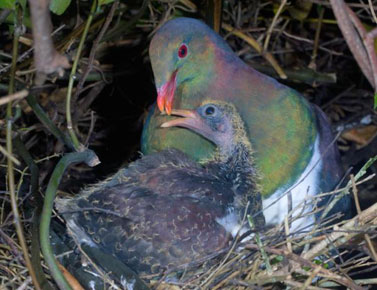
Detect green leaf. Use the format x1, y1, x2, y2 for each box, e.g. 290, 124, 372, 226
374, 93, 377, 110
99, 0, 115, 6
18, 0, 27, 11
353, 155, 377, 181
0, 0, 16, 9
49, 0, 71, 15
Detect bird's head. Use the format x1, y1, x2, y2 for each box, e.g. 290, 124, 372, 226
161, 100, 251, 159
149, 17, 232, 115
162, 101, 262, 223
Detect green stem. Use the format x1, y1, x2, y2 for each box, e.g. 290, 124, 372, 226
7, 6, 41, 290
66, 0, 98, 150
13, 137, 53, 290
40, 150, 98, 290
248, 214, 272, 274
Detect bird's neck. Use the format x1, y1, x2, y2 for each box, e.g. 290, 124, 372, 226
209, 137, 259, 198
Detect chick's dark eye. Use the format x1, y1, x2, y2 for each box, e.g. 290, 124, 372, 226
178, 44, 188, 58
205, 106, 215, 115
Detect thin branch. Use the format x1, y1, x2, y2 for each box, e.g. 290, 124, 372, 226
246, 245, 364, 290
28, 0, 70, 84
222, 23, 287, 79
368, 0, 377, 24
65, 0, 98, 149
309, 5, 325, 70
0, 144, 21, 165
351, 175, 377, 262
263, 0, 287, 51
302, 201, 377, 260
0, 89, 28, 106
7, 8, 41, 290
73, 0, 118, 103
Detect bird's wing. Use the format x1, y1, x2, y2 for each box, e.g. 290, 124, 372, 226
61, 184, 232, 274
79, 149, 235, 204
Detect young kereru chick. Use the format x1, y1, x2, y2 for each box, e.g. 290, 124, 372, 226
56, 101, 264, 275
142, 17, 351, 227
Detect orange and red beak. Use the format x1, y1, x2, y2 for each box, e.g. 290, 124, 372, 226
157, 70, 177, 115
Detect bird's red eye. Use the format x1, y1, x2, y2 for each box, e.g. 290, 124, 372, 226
178, 44, 188, 58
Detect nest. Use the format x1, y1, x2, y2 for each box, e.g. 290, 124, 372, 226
52, 176, 377, 289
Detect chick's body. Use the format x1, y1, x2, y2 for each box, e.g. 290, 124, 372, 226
57, 101, 262, 275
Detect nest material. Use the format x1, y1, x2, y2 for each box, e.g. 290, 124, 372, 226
57, 178, 377, 289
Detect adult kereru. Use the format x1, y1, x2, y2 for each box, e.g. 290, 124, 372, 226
141, 17, 351, 228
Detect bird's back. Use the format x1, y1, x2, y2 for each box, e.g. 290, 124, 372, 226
56, 149, 238, 275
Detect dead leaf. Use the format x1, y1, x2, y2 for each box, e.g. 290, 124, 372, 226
341, 125, 377, 149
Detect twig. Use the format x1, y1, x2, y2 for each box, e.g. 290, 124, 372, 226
246, 245, 364, 290
303, 201, 377, 260
57, 262, 84, 290
319, 155, 377, 223
0, 144, 21, 165
300, 266, 322, 290
284, 216, 292, 253
351, 175, 377, 262
73, 1, 118, 103
0, 89, 28, 106
28, 0, 70, 84
285, 280, 327, 290
248, 214, 272, 274
263, 0, 287, 51
65, 0, 98, 150
102, 0, 149, 41
201, 203, 250, 288
222, 23, 287, 79
309, 5, 325, 70
84, 110, 96, 146
310, 0, 377, 10
354, 278, 377, 285
6, 8, 41, 290
212, 269, 241, 290
368, 0, 377, 24
0, 24, 66, 76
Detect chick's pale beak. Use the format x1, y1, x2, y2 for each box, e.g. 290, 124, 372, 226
161, 109, 213, 141
157, 70, 177, 115
161, 109, 197, 128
